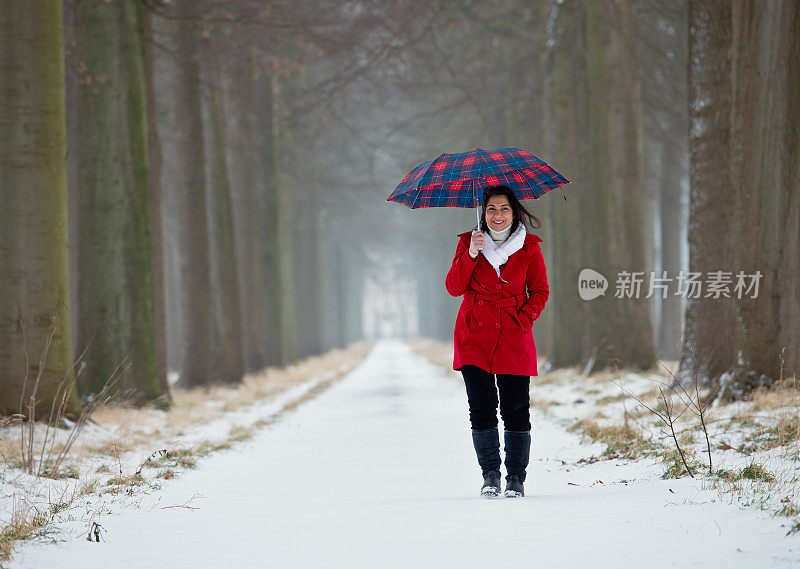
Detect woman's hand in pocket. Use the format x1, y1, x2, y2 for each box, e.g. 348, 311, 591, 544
516, 309, 533, 331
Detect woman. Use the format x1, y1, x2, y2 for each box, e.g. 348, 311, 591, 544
445, 185, 549, 498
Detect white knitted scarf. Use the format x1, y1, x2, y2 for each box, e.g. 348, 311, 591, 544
472, 222, 526, 279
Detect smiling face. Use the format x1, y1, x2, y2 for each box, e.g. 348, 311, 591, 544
485, 194, 514, 231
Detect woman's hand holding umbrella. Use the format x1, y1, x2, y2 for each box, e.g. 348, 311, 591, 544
469, 231, 486, 255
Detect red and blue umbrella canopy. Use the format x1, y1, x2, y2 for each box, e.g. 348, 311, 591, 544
387, 147, 570, 209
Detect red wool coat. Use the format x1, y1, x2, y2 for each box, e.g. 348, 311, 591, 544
445, 230, 549, 376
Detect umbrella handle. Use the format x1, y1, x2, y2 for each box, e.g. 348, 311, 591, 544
474, 186, 484, 250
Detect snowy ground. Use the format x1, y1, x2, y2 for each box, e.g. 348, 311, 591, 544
8, 340, 799, 568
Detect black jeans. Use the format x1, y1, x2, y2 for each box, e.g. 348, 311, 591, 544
460, 364, 531, 431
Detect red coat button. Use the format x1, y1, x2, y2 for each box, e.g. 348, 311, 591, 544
495, 284, 501, 290
478, 300, 484, 305
478, 321, 484, 327
495, 323, 501, 329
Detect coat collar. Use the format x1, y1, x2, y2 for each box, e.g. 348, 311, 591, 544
457, 229, 543, 252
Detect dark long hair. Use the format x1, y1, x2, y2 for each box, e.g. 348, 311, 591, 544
478, 185, 541, 234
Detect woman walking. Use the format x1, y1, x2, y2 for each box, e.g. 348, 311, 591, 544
445, 185, 550, 498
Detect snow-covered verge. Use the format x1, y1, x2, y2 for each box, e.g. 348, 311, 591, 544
0, 341, 373, 566
3, 339, 799, 569
407, 337, 800, 538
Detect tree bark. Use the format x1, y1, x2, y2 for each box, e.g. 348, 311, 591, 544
679, 0, 735, 386
71, 0, 167, 405
583, 0, 656, 371
544, 0, 590, 369
0, 0, 81, 417
201, 32, 244, 384
273, 75, 299, 364
726, 0, 800, 392
224, 45, 284, 371
142, 7, 171, 401
153, 3, 211, 388
680, 0, 799, 394
254, 69, 284, 365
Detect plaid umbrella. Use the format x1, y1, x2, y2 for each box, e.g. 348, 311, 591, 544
387, 147, 570, 226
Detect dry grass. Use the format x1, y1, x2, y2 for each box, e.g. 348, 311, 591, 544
531, 398, 561, 412
2, 341, 374, 468
720, 373, 800, 455
0, 477, 96, 563
747, 375, 800, 411
0, 497, 53, 561
85, 340, 374, 449
662, 448, 703, 479
536, 367, 577, 386
405, 337, 454, 373
596, 392, 628, 405
740, 415, 800, 454
710, 457, 798, 515
0, 340, 374, 564
568, 419, 654, 460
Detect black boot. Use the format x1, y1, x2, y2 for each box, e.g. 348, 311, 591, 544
481, 470, 502, 497
504, 475, 524, 497
503, 430, 530, 498
471, 428, 501, 496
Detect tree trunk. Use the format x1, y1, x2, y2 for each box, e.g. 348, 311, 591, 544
0, 0, 81, 417
724, 0, 800, 393
201, 33, 244, 384
143, 7, 171, 401
679, 0, 735, 386
583, 0, 656, 371
681, 0, 800, 395
224, 46, 284, 371
71, 0, 167, 405
544, 0, 590, 369
273, 75, 299, 364
254, 70, 283, 365
153, 3, 211, 388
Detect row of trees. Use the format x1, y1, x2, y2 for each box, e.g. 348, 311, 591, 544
1, 0, 797, 418
400, 0, 798, 395
402, 0, 680, 370
1, 0, 414, 416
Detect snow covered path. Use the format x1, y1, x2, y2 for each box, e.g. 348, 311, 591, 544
11, 340, 798, 568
